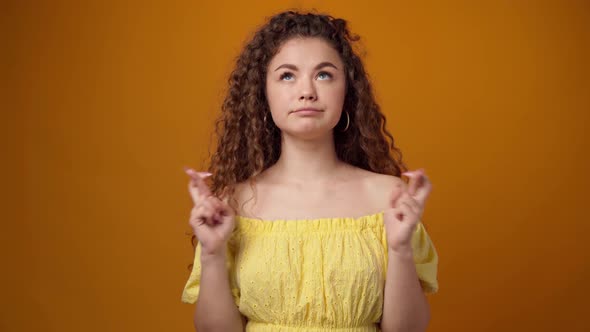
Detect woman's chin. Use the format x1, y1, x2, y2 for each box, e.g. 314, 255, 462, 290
281, 125, 335, 141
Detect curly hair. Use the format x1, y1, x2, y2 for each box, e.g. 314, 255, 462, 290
188, 10, 408, 258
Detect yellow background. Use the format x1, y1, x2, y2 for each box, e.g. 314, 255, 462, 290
3, 0, 589, 331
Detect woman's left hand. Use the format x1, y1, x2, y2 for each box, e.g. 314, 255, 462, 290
384, 169, 432, 254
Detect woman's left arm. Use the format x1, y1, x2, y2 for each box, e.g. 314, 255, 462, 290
380, 247, 430, 332
380, 169, 432, 332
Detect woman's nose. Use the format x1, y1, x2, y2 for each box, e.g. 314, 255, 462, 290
299, 80, 317, 101
299, 92, 317, 101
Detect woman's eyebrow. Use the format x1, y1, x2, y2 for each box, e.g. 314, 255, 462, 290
274, 62, 339, 71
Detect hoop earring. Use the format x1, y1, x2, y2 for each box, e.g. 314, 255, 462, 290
340, 111, 350, 132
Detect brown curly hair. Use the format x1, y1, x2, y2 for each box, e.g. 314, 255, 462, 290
188, 10, 409, 256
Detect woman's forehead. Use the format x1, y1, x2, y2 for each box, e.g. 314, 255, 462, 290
270, 37, 343, 68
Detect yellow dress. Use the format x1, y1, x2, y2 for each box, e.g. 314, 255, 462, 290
181, 211, 438, 332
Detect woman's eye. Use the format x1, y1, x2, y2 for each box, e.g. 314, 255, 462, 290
280, 72, 294, 81
317, 72, 333, 80
279, 71, 332, 81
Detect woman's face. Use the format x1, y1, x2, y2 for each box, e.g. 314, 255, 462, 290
265, 37, 346, 139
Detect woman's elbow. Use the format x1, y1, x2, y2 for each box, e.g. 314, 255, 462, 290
381, 305, 431, 332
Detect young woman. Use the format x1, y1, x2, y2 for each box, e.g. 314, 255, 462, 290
181, 10, 438, 332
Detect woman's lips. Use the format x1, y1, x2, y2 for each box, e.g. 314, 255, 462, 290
292, 108, 323, 114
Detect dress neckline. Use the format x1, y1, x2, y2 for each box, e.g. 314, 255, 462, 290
234, 210, 385, 223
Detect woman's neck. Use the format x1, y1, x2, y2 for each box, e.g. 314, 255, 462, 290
269, 132, 343, 184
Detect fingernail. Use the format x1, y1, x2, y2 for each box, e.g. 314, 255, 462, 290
197, 172, 212, 178
184, 167, 198, 174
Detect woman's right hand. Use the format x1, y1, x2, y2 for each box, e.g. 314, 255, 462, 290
185, 167, 236, 257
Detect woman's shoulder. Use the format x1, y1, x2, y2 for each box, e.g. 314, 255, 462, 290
348, 166, 407, 210
229, 179, 255, 215
230, 173, 276, 217
354, 167, 406, 191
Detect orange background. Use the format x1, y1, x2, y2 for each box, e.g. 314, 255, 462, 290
3, 0, 589, 331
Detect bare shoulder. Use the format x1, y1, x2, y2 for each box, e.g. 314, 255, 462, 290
355, 168, 405, 189
232, 180, 249, 199
228, 179, 256, 216
353, 167, 407, 208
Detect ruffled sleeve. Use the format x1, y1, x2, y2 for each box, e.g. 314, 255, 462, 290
411, 222, 439, 293
180, 238, 241, 305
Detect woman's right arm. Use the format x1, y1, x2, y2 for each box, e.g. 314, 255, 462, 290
184, 168, 246, 331
194, 250, 245, 332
